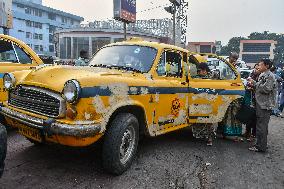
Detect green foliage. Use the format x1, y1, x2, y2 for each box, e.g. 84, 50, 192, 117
219, 31, 284, 66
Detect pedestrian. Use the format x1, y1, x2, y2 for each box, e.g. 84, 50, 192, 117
74, 50, 89, 66
248, 59, 277, 152
243, 63, 260, 141
227, 52, 240, 70
270, 66, 283, 116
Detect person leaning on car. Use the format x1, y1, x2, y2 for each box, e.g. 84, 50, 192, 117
0, 124, 7, 178
248, 59, 277, 153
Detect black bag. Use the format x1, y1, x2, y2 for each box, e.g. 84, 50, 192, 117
236, 90, 256, 124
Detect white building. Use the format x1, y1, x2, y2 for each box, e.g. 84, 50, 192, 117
4, 0, 83, 55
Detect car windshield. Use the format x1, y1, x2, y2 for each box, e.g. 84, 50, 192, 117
89, 45, 157, 73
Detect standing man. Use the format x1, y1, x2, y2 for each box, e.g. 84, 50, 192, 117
227, 52, 240, 69
75, 50, 89, 66
248, 59, 277, 152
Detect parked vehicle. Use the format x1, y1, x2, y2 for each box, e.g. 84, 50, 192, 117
0, 38, 245, 175
0, 34, 43, 104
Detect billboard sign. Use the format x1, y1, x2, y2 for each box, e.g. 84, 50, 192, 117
114, 0, 136, 23
0, 0, 12, 28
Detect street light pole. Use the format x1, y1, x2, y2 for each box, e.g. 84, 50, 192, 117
172, 4, 176, 45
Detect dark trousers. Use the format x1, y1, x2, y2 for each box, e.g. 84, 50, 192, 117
246, 116, 256, 136
255, 103, 271, 152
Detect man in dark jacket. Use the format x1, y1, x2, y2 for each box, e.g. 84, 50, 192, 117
0, 124, 7, 177
248, 59, 277, 152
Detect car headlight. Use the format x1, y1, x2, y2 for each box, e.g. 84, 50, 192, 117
62, 80, 81, 103
3, 73, 16, 90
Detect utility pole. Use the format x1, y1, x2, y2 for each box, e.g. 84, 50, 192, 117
165, 0, 181, 45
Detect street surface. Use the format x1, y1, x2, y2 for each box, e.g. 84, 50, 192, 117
1, 117, 283, 189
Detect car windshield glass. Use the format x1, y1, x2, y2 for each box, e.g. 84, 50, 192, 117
89, 45, 157, 73
0, 40, 17, 63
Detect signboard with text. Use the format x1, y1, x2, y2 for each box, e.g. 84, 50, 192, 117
113, 0, 136, 23
0, 0, 12, 28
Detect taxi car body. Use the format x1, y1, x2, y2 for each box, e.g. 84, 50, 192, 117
0, 38, 245, 174
0, 34, 43, 104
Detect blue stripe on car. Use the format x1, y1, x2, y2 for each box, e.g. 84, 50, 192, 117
80, 86, 245, 98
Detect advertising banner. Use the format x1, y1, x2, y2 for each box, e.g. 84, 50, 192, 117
0, 0, 12, 28
114, 0, 136, 23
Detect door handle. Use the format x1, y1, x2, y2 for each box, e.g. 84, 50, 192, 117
181, 81, 187, 85
231, 83, 241, 86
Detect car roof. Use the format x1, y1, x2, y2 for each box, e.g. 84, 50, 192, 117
105, 38, 190, 53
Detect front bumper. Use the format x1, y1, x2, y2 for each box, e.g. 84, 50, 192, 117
0, 106, 101, 138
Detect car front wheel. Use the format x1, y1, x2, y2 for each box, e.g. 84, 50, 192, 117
102, 113, 139, 175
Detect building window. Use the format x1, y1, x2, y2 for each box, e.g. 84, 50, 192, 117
26, 20, 32, 27
34, 45, 43, 52
17, 4, 25, 8
243, 43, 271, 52
242, 54, 270, 63
33, 33, 43, 40
34, 9, 42, 17
25, 7, 32, 14
92, 37, 111, 54
48, 13, 56, 21
72, 37, 89, 59
49, 45, 54, 52
200, 45, 212, 53
71, 20, 74, 25
18, 30, 24, 33
33, 22, 42, 29
49, 34, 54, 43
26, 32, 32, 39
61, 17, 68, 23
49, 25, 56, 33
60, 37, 72, 59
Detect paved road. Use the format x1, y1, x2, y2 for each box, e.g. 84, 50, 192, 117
1, 117, 284, 189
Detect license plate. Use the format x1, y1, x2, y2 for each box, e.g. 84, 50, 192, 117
18, 124, 42, 142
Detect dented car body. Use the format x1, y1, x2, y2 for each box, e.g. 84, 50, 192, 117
0, 39, 245, 174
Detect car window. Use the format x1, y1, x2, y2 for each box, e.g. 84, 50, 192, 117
14, 46, 32, 64
218, 60, 237, 80
0, 40, 17, 63
0, 40, 33, 64
156, 51, 182, 77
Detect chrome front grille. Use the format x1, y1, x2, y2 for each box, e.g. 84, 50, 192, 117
8, 86, 66, 118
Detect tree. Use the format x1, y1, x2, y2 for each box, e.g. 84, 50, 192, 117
219, 37, 246, 56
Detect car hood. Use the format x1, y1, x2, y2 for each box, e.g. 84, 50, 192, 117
18, 65, 137, 92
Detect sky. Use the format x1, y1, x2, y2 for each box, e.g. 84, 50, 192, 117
42, 0, 284, 45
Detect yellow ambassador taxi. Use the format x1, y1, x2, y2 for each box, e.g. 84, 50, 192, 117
0, 34, 43, 103
0, 38, 245, 175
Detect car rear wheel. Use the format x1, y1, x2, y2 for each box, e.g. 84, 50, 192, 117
102, 113, 139, 175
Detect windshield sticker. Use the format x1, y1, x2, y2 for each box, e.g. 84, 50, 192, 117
134, 48, 140, 54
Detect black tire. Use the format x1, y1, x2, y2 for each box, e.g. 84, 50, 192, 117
102, 113, 139, 175
0, 123, 7, 178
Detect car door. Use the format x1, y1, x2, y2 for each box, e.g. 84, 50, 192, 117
150, 49, 190, 135
0, 35, 43, 102
187, 55, 244, 124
